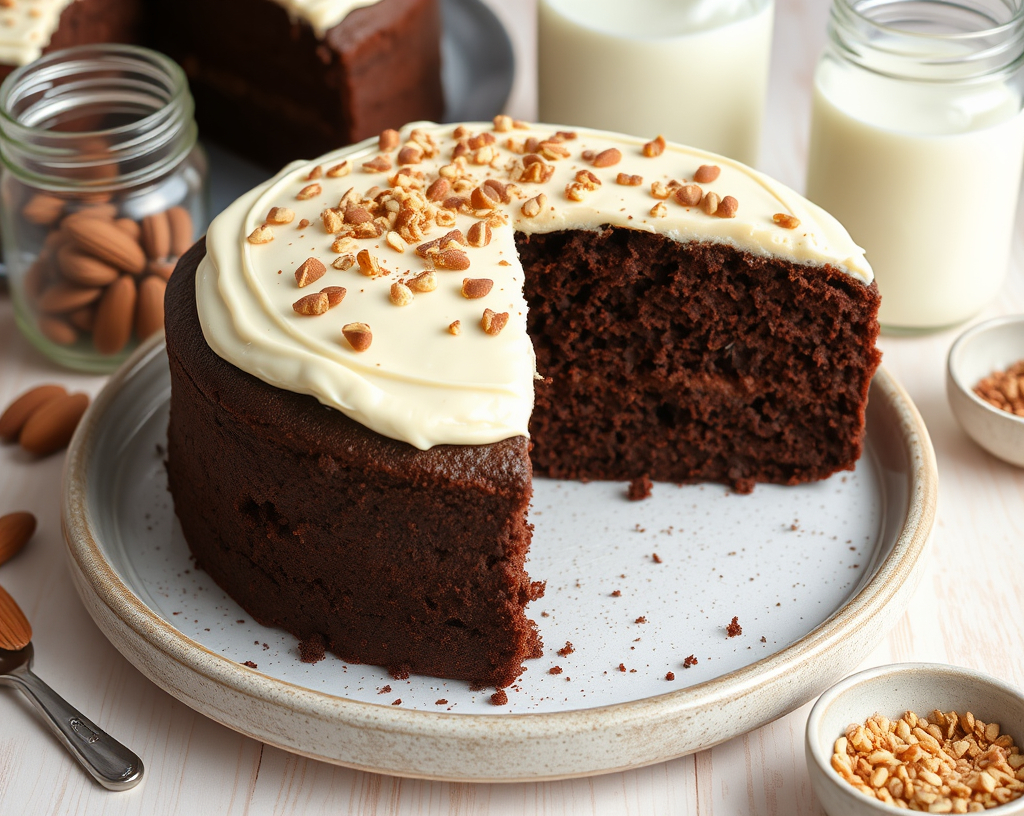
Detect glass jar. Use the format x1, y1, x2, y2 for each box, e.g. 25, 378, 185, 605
0, 44, 207, 372
805, 0, 1024, 332
538, 0, 774, 166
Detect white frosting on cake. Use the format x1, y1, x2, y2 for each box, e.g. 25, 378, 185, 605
268, 0, 382, 38
0, 0, 76, 67
196, 121, 872, 450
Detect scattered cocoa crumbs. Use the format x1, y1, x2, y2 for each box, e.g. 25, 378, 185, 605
611, 590, 622, 597
491, 690, 508, 706
726, 616, 743, 637
435, 699, 448, 705
617, 663, 627, 672
378, 685, 392, 694
665, 671, 675, 681
627, 475, 653, 501
392, 699, 402, 706
298, 633, 326, 664
549, 666, 563, 675
683, 655, 698, 668
652, 553, 663, 564
557, 641, 574, 657
242, 660, 258, 669
635, 616, 647, 624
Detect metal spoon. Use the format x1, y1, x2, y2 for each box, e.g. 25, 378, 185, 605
0, 585, 143, 791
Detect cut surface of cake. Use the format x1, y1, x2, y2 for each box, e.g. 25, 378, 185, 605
165, 120, 881, 688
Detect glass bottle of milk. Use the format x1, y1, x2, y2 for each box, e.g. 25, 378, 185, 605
538, 0, 774, 166
806, 0, 1024, 332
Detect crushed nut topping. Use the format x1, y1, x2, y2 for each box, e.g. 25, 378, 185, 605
448, 320, 461, 335
461, 278, 493, 299
342, 322, 372, 351
643, 135, 666, 158
332, 236, 359, 254
332, 254, 355, 271
293, 292, 329, 316
296, 183, 322, 201
379, 129, 400, 152
356, 249, 384, 277
521, 193, 547, 218
385, 231, 407, 253
773, 213, 801, 229
266, 207, 295, 225
434, 248, 471, 271
247, 224, 274, 244
651, 181, 671, 200
467, 221, 492, 248
321, 208, 344, 234
408, 270, 437, 293
398, 144, 424, 165
426, 177, 450, 202
694, 165, 721, 184
362, 155, 392, 173
294, 257, 326, 287
493, 114, 513, 132
650, 201, 668, 218
390, 282, 414, 307
306, 165, 323, 180
834, 710, 1024, 812
321, 286, 346, 308
701, 192, 721, 216
617, 173, 643, 186
717, 196, 739, 218
326, 160, 351, 178
481, 308, 509, 335
975, 361, 1024, 416
592, 148, 622, 168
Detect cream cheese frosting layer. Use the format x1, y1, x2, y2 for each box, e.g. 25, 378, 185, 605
0, 0, 76, 67
269, 0, 382, 38
197, 120, 872, 450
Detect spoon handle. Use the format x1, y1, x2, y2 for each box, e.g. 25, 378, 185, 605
7, 665, 143, 790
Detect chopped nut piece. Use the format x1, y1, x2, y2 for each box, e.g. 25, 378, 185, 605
385, 231, 407, 253
481, 308, 508, 335
397, 144, 424, 165
467, 221, 492, 247
673, 184, 703, 207
565, 182, 587, 202
321, 286, 346, 307
592, 147, 622, 167
493, 114, 513, 132
294, 257, 326, 287
306, 165, 323, 180
247, 224, 274, 244
701, 192, 721, 216
650, 201, 668, 218
426, 177, 450, 202
321, 208, 344, 233
694, 164, 721, 183
356, 249, 384, 277
521, 193, 547, 218
297, 218, 310, 229
344, 206, 373, 225
773, 213, 801, 229
379, 128, 400, 151
461, 278, 493, 299
342, 322, 372, 351
390, 282, 414, 306
434, 248, 471, 271
332, 236, 359, 254
362, 155, 392, 173
471, 184, 501, 209
651, 181, 671, 199
408, 270, 437, 292
512, 119, 531, 129
617, 173, 643, 186
266, 207, 295, 225
717, 196, 739, 218
296, 183, 322, 200
327, 160, 351, 178
448, 319, 461, 335
643, 135, 666, 157
292, 292, 329, 315
332, 254, 355, 271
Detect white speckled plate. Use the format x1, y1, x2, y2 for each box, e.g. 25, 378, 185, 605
62, 336, 936, 781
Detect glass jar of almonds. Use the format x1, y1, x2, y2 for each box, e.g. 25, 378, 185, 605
0, 44, 207, 372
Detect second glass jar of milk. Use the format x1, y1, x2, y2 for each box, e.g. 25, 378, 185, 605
806, 0, 1024, 332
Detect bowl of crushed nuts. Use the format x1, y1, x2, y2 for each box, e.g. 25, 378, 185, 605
947, 315, 1024, 468
806, 663, 1024, 815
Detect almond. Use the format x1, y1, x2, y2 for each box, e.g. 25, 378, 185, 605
481, 308, 509, 335
135, 275, 166, 341
38, 318, 77, 346
115, 217, 141, 240
92, 275, 137, 354
0, 384, 67, 442
141, 211, 171, 259
321, 286, 346, 308
293, 292, 330, 316
19, 392, 89, 456
37, 282, 103, 314
461, 278, 493, 299
408, 271, 437, 292
592, 148, 622, 168
57, 245, 120, 287
68, 306, 96, 332
342, 322, 372, 352
0, 585, 32, 651
65, 218, 146, 274
694, 164, 721, 184
166, 207, 193, 257
265, 206, 294, 226
22, 193, 64, 225
294, 257, 327, 287
379, 129, 400, 151
0, 512, 36, 567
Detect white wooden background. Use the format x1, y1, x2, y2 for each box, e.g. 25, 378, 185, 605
2, 0, 1024, 813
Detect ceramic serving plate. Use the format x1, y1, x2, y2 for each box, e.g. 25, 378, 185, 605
62, 337, 936, 781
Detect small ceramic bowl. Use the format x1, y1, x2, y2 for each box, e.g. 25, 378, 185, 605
806, 663, 1024, 816
947, 315, 1024, 467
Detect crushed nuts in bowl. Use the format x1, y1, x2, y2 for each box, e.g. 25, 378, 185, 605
807, 664, 1024, 816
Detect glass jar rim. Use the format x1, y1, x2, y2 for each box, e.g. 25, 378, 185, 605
0, 44, 197, 193
834, 0, 1024, 41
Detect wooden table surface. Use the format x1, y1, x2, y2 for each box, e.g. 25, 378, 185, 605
3, 1, 1024, 813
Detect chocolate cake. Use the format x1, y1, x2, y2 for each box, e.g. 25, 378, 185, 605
165, 121, 881, 688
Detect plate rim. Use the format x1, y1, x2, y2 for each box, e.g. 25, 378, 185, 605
62, 334, 937, 781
